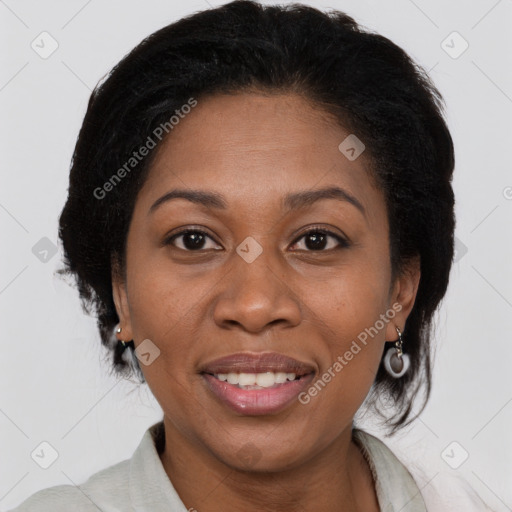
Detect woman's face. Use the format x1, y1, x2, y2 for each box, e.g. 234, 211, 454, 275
113, 92, 419, 471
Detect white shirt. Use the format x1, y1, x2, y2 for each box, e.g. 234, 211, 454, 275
7, 421, 491, 511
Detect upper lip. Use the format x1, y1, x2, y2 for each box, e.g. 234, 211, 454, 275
200, 352, 316, 376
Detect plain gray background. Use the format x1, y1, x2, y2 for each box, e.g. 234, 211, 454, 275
1, 0, 511, 509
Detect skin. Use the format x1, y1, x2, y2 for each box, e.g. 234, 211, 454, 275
112, 91, 420, 512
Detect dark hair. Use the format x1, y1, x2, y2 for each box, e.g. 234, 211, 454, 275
58, 0, 455, 432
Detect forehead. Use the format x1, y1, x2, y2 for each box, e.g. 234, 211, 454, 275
137, 92, 383, 219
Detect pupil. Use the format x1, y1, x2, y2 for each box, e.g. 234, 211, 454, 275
184, 232, 205, 250
306, 232, 326, 250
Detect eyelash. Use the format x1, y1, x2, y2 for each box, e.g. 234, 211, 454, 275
163, 226, 350, 253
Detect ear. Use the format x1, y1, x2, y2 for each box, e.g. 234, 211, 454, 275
385, 256, 421, 341
111, 256, 134, 342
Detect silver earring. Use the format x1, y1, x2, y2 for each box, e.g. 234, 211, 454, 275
116, 325, 125, 346
115, 324, 134, 352
383, 326, 410, 378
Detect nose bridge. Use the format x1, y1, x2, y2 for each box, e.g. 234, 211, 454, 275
233, 237, 283, 306
212, 236, 302, 332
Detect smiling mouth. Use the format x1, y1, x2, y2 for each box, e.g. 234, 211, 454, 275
199, 352, 316, 415
201, 370, 315, 415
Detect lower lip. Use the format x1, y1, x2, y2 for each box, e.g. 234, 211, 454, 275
201, 373, 314, 415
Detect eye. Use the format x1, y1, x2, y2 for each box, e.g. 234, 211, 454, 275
164, 226, 349, 253
164, 228, 221, 251
290, 227, 349, 252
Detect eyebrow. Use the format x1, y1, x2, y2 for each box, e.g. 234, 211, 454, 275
148, 186, 366, 216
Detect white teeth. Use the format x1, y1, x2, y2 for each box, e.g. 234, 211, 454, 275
275, 372, 288, 384
256, 372, 276, 388
214, 371, 298, 388
227, 373, 239, 385
238, 373, 256, 386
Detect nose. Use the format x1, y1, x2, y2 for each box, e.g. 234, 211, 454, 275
212, 249, 302, 334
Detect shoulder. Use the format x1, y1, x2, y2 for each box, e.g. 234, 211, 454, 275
353, 428, 428, 512
417, 469, 497, 512
353, 429, 496, 512
7, 459, 131, 512
7, 422, 168, 512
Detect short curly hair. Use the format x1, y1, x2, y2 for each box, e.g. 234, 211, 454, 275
58, 0, 455, 432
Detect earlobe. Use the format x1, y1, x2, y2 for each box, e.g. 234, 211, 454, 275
111, 264, 134, 342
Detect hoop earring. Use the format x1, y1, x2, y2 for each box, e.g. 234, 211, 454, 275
383, 326, 410, 378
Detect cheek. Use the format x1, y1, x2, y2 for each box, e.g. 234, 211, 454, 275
122, 267, 196, 398
125, 249, 206, 336
307, 254, 391, 336
299, 255, 391, 392
296, 288, 388, 429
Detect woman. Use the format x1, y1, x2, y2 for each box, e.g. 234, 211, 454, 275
8, 1, 490, 510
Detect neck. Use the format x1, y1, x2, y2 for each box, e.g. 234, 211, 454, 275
158, 417, 379, 512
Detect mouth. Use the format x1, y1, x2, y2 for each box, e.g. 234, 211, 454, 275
200, 352, 316, 415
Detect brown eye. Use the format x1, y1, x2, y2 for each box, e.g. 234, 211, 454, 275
165, 229, 221, 251
164, 226, 349, 253
290, 229, 349, 252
